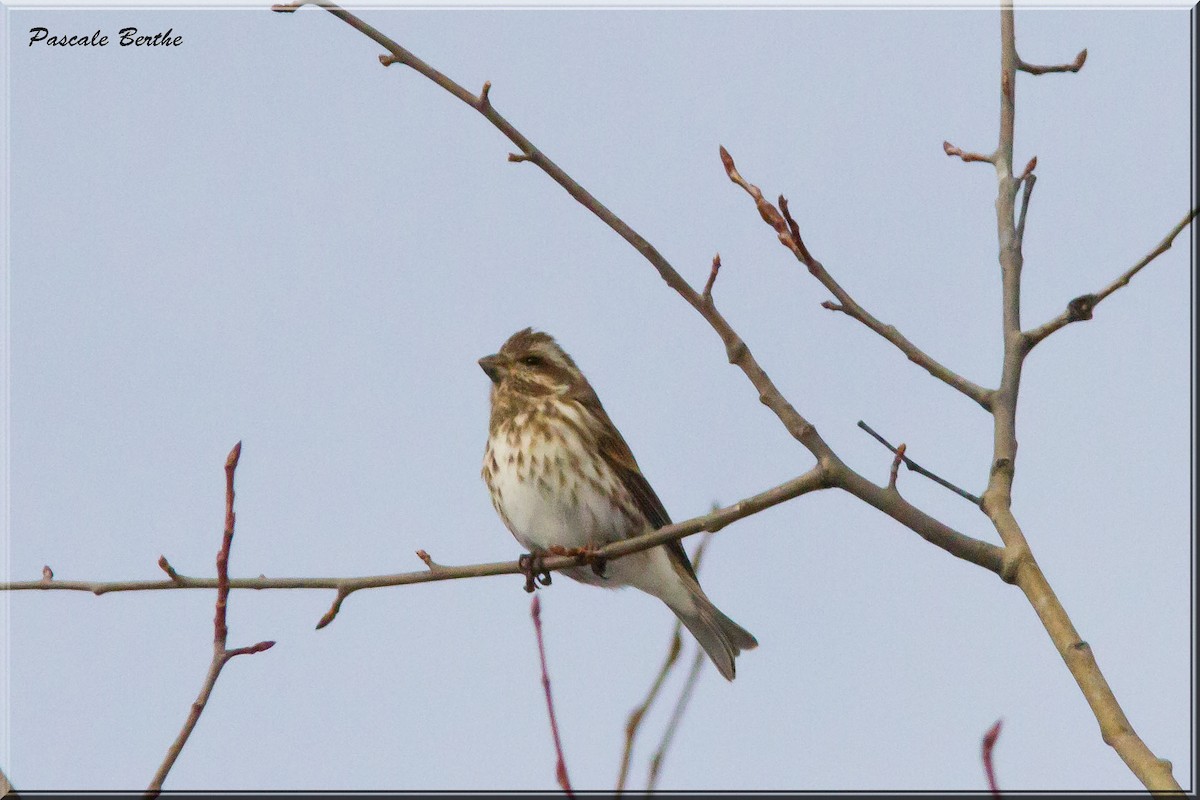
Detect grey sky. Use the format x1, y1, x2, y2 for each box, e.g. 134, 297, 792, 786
1, 3, 1194, 792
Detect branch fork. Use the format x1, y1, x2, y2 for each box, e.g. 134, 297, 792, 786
146, 443, 275, 797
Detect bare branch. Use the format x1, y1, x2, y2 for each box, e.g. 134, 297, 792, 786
720, 150, 994, 410
646, 641, 706, 791
530, 595, 573, 797
1017, 47, 1087, 75
274, 4, 838, 464
4, 470, 832, 594
146, 443, 275, 798
977, 10, 1182, 793
1024, 208, 1197, 350
981, 5, 1028, 532
616, 627, 680, 796
981, 718, 1003, 797
616, 532, 714, 795
858, 421, 982, 506
262, 3, 1015, 581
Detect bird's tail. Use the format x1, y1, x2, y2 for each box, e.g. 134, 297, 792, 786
668, 588, 758, 681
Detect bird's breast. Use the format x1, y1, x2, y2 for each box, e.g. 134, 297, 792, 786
482, 410, 642, 552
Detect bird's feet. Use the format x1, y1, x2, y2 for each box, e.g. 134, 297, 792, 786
546, 544, 608, 579
518, 552, 553, 593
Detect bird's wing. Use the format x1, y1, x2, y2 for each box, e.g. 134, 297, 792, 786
575, 389, 701, 585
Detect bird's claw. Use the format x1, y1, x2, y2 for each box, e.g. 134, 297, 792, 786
580, 544, 608, 578
546, 544, 608, 578
518, 553, 552, 593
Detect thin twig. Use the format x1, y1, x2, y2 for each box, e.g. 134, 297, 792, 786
157, 555, 184, 584
857, 421, 982, 506
530, 594, 573, 797
1024, 208, 1197, 350
615, 532, 715, 795
616, 628, 681, 796
721, 150, 994, 410
982, 718, 1003, 797
1019, 156, 1037, 180
145, 443, 275, 798
888, 444, 907, 491
701, 253, 721, 304
415, 549, 445, 570
1017, 47, 1087, 75
943, 140, 995, 164
646, 642, 706, 791
1015, 174, 1036, 244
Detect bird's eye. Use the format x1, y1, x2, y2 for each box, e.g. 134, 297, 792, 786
521, 355, 543, 367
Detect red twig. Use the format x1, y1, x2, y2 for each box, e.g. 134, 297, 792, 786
1018, 48, 1087, 75
981, 718, 1003, 797
1019, 156, 1037, 180
531, 594, 573, 797
943, 140, 994, 164
145, 442, 275, 798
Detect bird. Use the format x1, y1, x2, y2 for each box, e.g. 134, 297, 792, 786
479, 327, 757, 680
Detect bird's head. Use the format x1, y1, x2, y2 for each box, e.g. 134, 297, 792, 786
478, 328, 585, 398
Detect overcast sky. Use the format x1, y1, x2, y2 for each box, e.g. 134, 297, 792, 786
1, 2, 1194, 793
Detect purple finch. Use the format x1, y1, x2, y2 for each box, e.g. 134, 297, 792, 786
480, 328, 757, 680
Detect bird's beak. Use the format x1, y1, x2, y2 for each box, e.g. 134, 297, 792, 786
478, 354, 504, 384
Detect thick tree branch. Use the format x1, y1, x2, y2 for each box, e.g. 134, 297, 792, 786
976, 8, 1181, 793
981, 4, 1029, 564
721, 148, 994, 411
830, 465, 1001, 572
1024, 208, 1197, 351
146, 443, 275, 798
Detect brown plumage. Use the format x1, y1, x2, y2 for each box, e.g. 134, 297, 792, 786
480, 328, 757, 680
